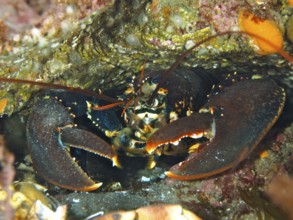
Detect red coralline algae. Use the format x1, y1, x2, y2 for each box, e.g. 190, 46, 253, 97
0, 135, 15, 220
196, 0, 246, 32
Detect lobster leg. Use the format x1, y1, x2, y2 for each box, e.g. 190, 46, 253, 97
27, 98, 117, 191
146, 79, 285, 180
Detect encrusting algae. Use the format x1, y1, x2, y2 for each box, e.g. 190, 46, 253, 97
0, 0, 292, 116
0, 1, 293, 219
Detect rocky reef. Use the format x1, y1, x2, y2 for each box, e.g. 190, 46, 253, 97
0, 0, 292, 114
0, 0, 292, 219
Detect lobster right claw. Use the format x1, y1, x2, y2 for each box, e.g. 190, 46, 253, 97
146, 78, 285, 180
27, 98, 118, 191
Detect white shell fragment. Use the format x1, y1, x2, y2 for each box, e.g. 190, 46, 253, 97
26, 200, 67, 220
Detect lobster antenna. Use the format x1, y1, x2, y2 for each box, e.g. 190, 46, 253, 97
0, 77, 119, 103
148, 30, 293, 104
88, 63, 146, 113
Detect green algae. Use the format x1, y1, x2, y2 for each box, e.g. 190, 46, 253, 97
0, 0, 292, 116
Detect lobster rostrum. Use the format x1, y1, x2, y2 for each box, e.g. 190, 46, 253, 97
3, 32, 291, 191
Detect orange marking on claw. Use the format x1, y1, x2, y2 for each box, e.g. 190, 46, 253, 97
146, 131, 205, 153
48, 180, 102, 192
165, 164, 233, 181
259, 150, 269, 158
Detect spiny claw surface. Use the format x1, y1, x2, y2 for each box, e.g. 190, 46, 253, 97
27, 98, 115, 191
146, 79, 285, 180
60, 128, 120, 167
146, 113, 213, 153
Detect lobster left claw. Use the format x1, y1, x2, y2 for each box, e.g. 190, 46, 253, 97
146, 78, 285, 180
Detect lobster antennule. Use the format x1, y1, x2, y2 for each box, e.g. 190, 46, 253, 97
90, 100, 127, 110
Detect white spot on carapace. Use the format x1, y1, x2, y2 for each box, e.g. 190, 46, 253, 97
169, 111, 178, 122
211, 118, 216, 138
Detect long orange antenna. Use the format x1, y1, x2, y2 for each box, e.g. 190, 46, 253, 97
148, 30, 293, 104
0, 77, 118, 103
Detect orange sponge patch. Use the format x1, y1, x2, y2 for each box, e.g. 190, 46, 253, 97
238, 10, 283, 55
0, 98, 7, 114
289, 0, 293, 7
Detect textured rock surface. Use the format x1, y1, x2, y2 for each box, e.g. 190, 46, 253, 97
0, 1, 292, 219
0, 0, 292, 115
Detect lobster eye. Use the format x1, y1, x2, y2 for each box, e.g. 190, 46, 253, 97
119, 134, 130, 145
151, 76, 160, 85
118, 133, 133, 148
126, 76, 133, 84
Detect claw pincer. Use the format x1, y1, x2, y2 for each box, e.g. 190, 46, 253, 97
146, 78, 285, 180
26, 98, 117, 191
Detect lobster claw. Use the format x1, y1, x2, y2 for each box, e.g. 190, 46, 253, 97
146, 78, 285, 180
59, 127, 120, 168
27, 98, 118, 191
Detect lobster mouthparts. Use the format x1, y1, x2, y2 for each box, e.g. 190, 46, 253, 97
146, 78, 285, 180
